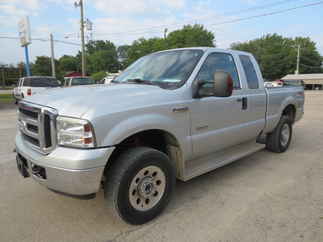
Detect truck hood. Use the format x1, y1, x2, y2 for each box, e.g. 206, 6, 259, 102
25, 84, 176, 118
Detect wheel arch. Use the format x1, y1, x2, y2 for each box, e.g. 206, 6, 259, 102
104, 129, 185, 180
282, 104, 296, 123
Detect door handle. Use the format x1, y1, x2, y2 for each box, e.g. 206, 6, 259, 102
237, 97, 248, 110
172, 107, 189, 113
242, 97, 248, 110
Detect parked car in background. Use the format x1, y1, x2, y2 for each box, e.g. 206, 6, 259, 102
100, 73, 120, 84
264, 81, 274, 88
13, 76, 60, 102
15, 48, 304, 225
63, 76, 96, 87
272, 80, 283, 87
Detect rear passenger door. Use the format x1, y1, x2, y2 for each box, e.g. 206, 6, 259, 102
238, 54, 267, 137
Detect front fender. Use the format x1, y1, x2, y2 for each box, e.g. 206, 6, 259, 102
94, 111, 192, 160
104, 114, 180, 144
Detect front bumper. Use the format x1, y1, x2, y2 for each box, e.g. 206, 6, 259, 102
15, 133, 115, 196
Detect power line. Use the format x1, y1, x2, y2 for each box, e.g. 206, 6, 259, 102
208, 1, 323, 27
66, 0, 306, 38
0, 36, 80, 46
93, 0, 309, 36
93, 0, 323, 37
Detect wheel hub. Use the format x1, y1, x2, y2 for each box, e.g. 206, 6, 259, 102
138, 177, 154, 198
280, 123, 290, 147
129, 165, 166, 211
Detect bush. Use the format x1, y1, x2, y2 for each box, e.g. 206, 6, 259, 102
91, 71, 106, 82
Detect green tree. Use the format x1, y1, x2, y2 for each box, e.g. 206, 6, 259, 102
231, 34, 323, 80
294, 37, 323, 74
125, 24, 216, 66
167, 24, 215, 49
85, 40, 119, 74
31, 56, 52, 76
126, 38, 167, 66
86, 40, 116, 55
58, 55, 79, 73
87, 50, 119, 74
91, 71, 106, 82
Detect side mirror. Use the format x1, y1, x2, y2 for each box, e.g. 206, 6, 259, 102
195, 71, 233, 98
213, 71, 233, 97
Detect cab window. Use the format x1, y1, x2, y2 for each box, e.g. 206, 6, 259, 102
239, 55, 259, 89
195, 53, 241, 90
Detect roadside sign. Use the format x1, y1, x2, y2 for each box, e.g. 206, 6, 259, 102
18, 16, 31, 47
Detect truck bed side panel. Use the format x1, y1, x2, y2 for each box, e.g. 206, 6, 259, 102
264, 86, 304, 133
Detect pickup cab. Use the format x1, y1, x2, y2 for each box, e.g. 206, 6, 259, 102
15, 48, 304, 225
13, 76, 60, 102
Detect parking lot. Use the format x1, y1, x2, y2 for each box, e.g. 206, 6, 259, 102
0, 91, 322, 242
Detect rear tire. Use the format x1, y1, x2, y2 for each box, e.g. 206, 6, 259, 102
104, 147, 175, 225
266, 115, 292, 153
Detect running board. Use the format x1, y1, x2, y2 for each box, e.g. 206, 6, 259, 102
182, 141, 265, 181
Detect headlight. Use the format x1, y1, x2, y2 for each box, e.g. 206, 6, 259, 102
56, 116, 96, 148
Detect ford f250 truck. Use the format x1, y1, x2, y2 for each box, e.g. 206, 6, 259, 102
15, 48, 304, 225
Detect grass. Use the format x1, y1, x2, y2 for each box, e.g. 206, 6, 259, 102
0, 87, 14, 90
0, 94, 14, 103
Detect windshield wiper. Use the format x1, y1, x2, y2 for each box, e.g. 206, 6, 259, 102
126, 78, 155, 85
126, 78, 153, 85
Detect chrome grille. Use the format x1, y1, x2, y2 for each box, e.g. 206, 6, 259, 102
18, 102, 58, 154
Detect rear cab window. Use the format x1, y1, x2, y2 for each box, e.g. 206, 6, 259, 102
23, 77, 60, 87
239, 55, 259, 89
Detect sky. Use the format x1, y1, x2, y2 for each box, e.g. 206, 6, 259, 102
0, 0, 323, 65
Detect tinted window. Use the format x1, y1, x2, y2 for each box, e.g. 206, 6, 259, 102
195, 53, 240, 89
71, 78, 95, 86
239, 55, 259, 89
23, 78, 60, 87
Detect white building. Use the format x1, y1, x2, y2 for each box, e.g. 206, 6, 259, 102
282, 74, 323, 90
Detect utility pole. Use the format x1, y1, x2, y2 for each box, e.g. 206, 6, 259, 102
75, 0, 86, 76
295, 44, 301, 75
164, 28, 168, 39
1, 68, 5, 89
50, 33, 56, 77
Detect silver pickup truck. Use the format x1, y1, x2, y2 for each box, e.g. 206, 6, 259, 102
15, 48, 304, 224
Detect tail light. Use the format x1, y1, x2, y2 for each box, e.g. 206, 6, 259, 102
27, 89, 32, 96
297, 91, 304, 97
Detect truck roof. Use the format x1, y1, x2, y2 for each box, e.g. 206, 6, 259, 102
157, 47, 253, 56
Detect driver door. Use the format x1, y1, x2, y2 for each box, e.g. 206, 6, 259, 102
190, 52, 257, 158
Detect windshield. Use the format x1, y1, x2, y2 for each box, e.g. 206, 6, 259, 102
113, 49, 204, 88
71, 77, 95, 86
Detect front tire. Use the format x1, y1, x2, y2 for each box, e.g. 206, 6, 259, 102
104, 147, 175, 225
266, 115, 292, 153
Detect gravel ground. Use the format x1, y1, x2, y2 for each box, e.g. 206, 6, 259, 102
0, 91, 322, 242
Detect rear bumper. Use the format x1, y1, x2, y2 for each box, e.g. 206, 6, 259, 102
15, 133, 115, 196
